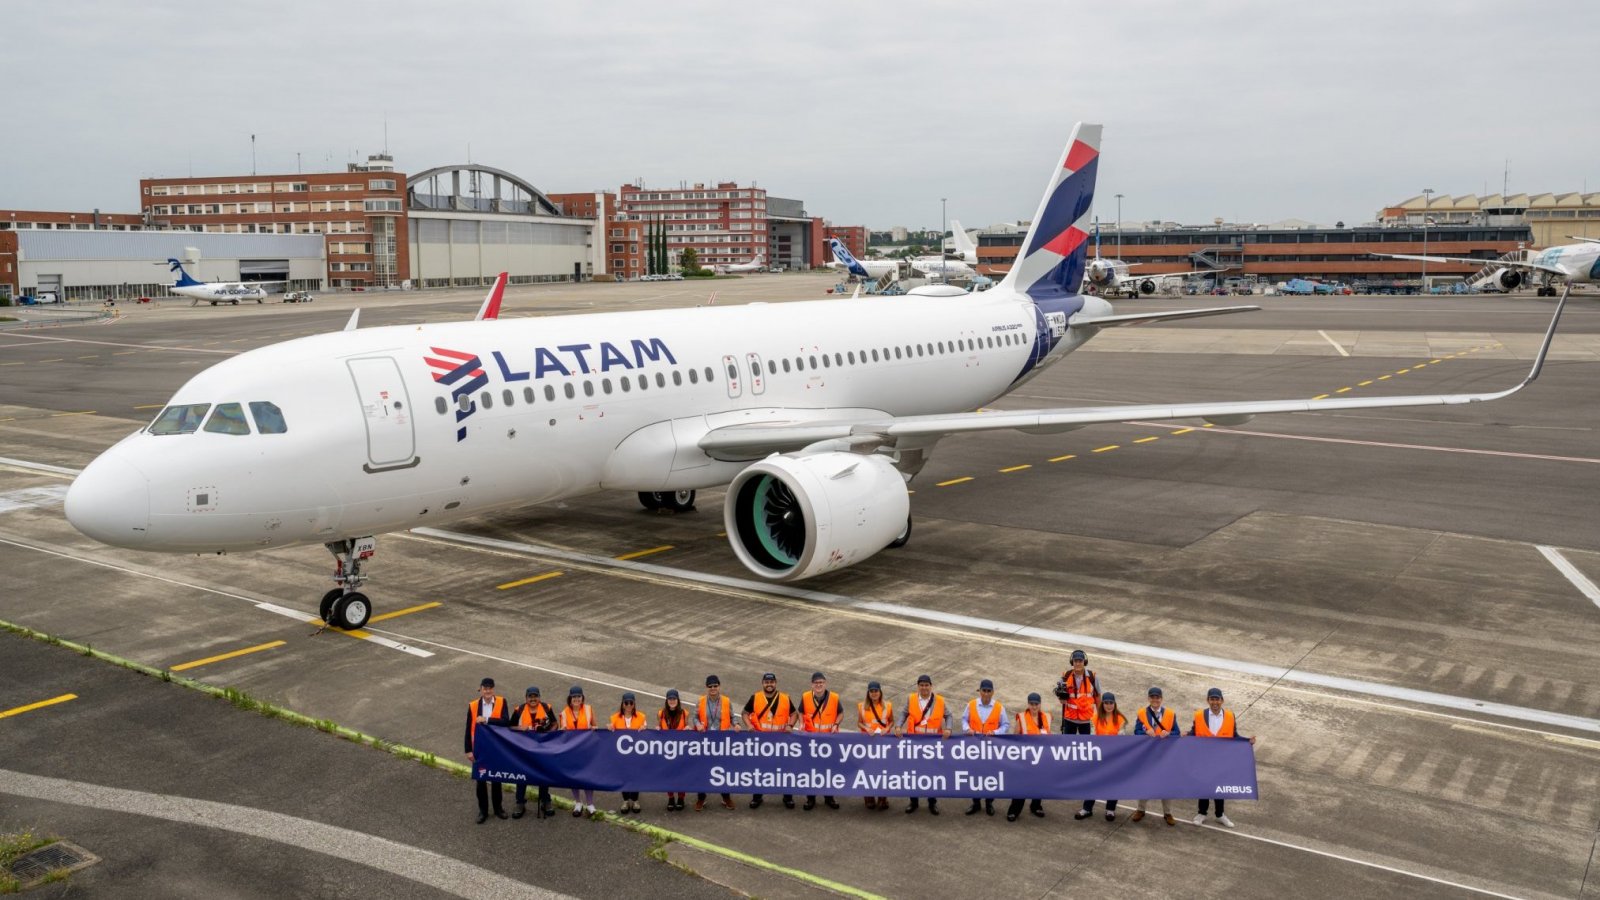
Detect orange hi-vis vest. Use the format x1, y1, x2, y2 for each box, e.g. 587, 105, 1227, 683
1016, 708, 1052, 735
748, 691, 793, 731
659, 706, 691, 731
858, 699, 895, 735
1094, 711, 1127, 735
469, 695, 506, 746
516, 701, 550, 730
697, 695, 733, 729
611, 710, 647, 730
801, 691, 842, 732
1192, 708, 1236, 738
1059, 669, 1099, 722
906, 693, 946, 734
966, 699, 1004, 734
1137, 706, 1176, 736
560, 703, 595, 730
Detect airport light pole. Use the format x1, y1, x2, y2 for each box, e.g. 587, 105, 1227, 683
1420, 188, 1434, 290
1115, 193, 1123, 260
940, 197, 948, 281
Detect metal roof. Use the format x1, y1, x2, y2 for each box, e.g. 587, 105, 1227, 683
15, 230, 324, 261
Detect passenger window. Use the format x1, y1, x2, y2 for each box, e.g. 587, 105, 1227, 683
834, 353, 842, 367
621, 377, 631, 393
503, 389, 514, 406
435, 397, 448, 414
563, 383, 575, 399
583, 381, 594, 397
203, 402, 251, 435
894, 347, 902, 360
730, 363, 740, 380
250, 401, 287, 434
148, 403, 211, 435
782, 358, 791, 373
937, 342, 945, 354
767, 360, 777, 375
524, 387, 535, 403
458, 395, 471, 412
822, 354, 830, 368
672, 371, 683, 386
871, 349, 879, 362
848, 351, 856, 365
748, 361, 758, 378
688, 368, 699, 385
544, 385, 556, 402
480, 392, 493, 409
704, 366, 714, 382
602, 378, 612, 394
656, 372, 666, 388
916, 345, 924, 357
808, 355, 817, 369
638, 374, 648, 390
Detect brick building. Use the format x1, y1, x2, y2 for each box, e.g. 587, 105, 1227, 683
824, 224, 868, 259
141, 154, 407, 289
0, 209, 150, 233
617, 181, 769, 272
548, 190, 641, 279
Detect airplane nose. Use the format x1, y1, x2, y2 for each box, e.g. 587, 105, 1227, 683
65, 456, 150, 547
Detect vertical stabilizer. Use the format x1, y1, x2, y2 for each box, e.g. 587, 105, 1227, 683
998, 123, 1101, 299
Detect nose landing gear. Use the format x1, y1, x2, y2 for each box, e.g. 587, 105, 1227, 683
320, 537, 376, 630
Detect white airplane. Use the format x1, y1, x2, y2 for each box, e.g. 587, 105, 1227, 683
67, 123, 1573, 633
714, 252, 766, 274
949, 220, 980, 264
1377, 237, 1600, 297
907, 254, 975, 280
827, 238, 898, 279
1083, 229, 1213, 297
164, 259, 286, 306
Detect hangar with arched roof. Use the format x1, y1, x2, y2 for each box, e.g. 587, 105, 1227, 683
407, 163, 596, 287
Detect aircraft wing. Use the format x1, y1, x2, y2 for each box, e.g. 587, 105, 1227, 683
1119, 269, 1218, 283
698, 291, 1569, 461
1374, 253, 1569, 277
1071, 305, 1259, 328
1566, 236, 1600, 245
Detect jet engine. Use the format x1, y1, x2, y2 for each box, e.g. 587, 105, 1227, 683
1137, 279, 1158, 295
724, 452, 910, 582
1086, 259, 1118, 288
1490, 268, 1522, 290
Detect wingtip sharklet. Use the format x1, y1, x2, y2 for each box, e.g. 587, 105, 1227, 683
475, 272, 509, 321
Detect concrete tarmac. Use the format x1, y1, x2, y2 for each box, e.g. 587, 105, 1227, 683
2, 274, 1598, 898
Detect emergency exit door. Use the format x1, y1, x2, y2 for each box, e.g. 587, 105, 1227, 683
347, 356, 418, 471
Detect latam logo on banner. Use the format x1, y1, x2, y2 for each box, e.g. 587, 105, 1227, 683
472, 728, 1258, 800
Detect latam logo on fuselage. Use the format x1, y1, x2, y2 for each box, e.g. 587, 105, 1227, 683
424, 338, 677, 441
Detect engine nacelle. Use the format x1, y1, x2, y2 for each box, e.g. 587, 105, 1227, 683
1494, 268, 1523, 290
1138, 279, 1158, 295
1086, 259, 1118, 288
724, 452, 910, 582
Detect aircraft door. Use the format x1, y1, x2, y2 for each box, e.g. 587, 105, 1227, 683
745, 352, 765, 395
722, 354, 742, 399
346, 357, 418, 472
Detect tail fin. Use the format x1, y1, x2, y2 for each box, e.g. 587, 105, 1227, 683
998, 122, 1101, 299
474, 272, 509, 321
949, 220, 978, 262
167, 258, 203, 287
829, 238, 869, 278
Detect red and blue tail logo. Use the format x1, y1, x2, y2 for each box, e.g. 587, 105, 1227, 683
425, 347, 487, 441
1003, 123, 1101, 301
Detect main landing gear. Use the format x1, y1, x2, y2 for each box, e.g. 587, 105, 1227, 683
638, 490, 696, 513
319, 537, 376, 630
888, 515, 912, 549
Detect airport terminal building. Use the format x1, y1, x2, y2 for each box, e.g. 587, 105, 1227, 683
406, 164, 593, 287
0, 230, 324, 301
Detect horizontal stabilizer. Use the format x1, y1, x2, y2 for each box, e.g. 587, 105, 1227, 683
1071, 305, 1259, 328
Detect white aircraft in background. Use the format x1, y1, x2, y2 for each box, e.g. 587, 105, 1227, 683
164, 259, 286, 305
714, 252, 767, 274
827, 239, 898, 279
1083, 229, 1213, 297
949, 220, 980, 264
67, 123, 1572, 633
1377, 237, 1600, 297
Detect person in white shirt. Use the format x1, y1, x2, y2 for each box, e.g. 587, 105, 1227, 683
962, 678, 1010, 816
1188, 687, 1255, 828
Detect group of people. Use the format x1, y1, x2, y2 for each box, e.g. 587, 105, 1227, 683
463, 650, 1255, 827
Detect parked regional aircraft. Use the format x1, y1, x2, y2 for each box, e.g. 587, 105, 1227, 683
164, 259, 286, 305
1377, 237, 1600, 297
828, 239, 898, 279
715, 252, 767, 274
1083, 229, 1210, 297
67, 123, 1572, 632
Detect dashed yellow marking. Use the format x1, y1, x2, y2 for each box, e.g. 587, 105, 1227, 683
50, 411, 95, 417
0, 362, 22, 366
496, 572, 564, 590
1133, 437, 1159, 444
113, 350, 139, 355
936, 476, 974, 487
39, 358, 63, 363
133, 404, 163, 410
998, 464, 1031, 473
76, 355, 98, 360
1202, 423, 1215, 428
1092, 445, 1119, 453
1048, 454, 1076, 463
1170, 428, 1193, 435
1358, 381, 1373, 386
170, 640, 285, 671
1378, 375, 1392, 380
1395, 369, 1410, 374
366, 601, 442, 624
0, 693, 78, 719
1312, 394, 1330, 400
1429, 359, 1442, 364
1335, 387, 1352, 394
616, 545, 674, 561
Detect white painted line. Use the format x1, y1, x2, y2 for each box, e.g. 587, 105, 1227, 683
0, 537, 431, 659
1536, 545, 1600, 612
413, 528, 1600, 735
0, 484, 68, 513
0, 456, 82, 477
1190, 820, 1529, 900
0, 332, 236, 355
1125, 421, 1600, 466
1317, 330, 1350, 357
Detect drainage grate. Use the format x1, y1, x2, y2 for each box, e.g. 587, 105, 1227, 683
10, 840, 98, 884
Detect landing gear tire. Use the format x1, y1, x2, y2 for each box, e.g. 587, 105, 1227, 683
210, 301, 218, 306
332, 592, 372, 630
662, 490, 696, 513
319, 588, 343, 623
888, 516, 912, 549
638, 491, 663, 511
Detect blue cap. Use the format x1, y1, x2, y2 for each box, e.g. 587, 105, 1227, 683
916, 674, 932, 684
1102, 692, 1117, 704
666, 689, 680, 700
811, 671, 826, 682
979, 678, 994, 691
1206, 687, 1223, 700
866, 681, 881, 692
1027, 692, 1041, 704
1147, 686, 1163, 698
569, 685, 584, 697
705, 674, 720, 686
621, 692, 636, 703
1070, 649, 1087, 662
762, 672, 777, 681
525, 686, 540, 696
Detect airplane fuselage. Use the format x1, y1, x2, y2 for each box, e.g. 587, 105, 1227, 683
1533, 243, 1600, 282
173, 283, 270, 302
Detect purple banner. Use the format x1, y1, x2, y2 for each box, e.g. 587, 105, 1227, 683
473, 729, 1257, 801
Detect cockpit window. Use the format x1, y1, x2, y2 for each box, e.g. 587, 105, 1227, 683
148, 403, 211, 435
249, 401, 287, 434
203, 403, 251, 435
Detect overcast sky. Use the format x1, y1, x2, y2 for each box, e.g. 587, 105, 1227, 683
8, 0, 1597, 230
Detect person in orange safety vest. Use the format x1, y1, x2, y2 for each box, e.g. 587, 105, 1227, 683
560, 685, 599, 818
897, 674, 950, 815
1077, 692, 1128, 821
693, 674, 738, 812
742, 672, 795, 809
856, 681, 894, 811
658, 689, 691, 812
962, 678, 1010, 817
1005, 692, 1052, 821
798, 672, 843, 811
609, 692, 648, 814
1131, 686, 1180, 826
1052, 649, 1100, 734
508, 685, 555, 820
464, 676, 509, 824
1188, 687, 1255, 828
